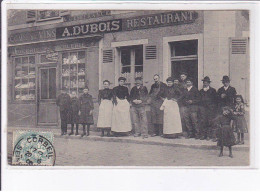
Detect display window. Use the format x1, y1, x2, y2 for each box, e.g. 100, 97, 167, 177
14, 55, 36, 101
61, 51, 86, 95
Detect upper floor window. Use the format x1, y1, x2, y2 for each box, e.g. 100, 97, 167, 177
26, 10, 69, 23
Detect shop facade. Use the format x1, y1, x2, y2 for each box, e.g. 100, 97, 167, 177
7, 10, 249, 128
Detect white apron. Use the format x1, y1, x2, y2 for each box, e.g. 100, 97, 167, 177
97, 99, 113, 128
160, 99, 182, 135
111, 98, 132, 132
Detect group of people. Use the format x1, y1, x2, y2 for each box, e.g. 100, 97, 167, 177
56, 72, 248, 158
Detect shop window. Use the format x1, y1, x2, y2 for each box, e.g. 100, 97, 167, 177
120, 45, 143, 88
40, 68, 56, 100
14, 56, 36, 101
62, 51, 86, 95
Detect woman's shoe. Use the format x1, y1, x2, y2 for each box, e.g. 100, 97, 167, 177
229, 154, 233, 158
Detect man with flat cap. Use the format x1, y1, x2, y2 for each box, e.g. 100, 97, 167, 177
199, 76, 217, 140
178, 71, 188, 136
181, 77, 201, 139
217, 75, 237, 110
130, 77, 149, 139
56, 88, 71, 136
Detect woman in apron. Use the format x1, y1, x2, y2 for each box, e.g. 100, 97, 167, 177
160, 77, 182, 138
111, 77, 131, 136
97, 80, 114, 137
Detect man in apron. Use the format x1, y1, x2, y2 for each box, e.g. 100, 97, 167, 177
149, 74, 167, 137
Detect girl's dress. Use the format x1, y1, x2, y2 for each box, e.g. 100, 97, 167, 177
97, 88, 113, 128
232, 103, 248, 133
111, 85, 131, 133
160, 86, 182, 135
79, 93, 94, 125
215, 114, 236, 147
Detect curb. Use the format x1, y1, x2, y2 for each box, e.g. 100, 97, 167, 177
7, 131, 249, 151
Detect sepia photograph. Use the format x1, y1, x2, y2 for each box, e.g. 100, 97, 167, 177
5, 8, 250, 167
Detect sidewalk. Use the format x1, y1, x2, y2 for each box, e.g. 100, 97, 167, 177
7, 127, 249, 151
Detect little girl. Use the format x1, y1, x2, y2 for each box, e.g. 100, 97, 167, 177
215, 106, 236, 158
232, 95, 248, 144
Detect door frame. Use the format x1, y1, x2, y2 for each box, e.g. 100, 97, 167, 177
36, 64, 58, 126
163, 34, 203, 89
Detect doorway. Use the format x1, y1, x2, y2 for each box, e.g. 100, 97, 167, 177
170, 39, 198, 88
37, 67, 58, 126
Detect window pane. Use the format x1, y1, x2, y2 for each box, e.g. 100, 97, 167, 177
121, 48, 131, 66
22, 57, 29, 64
171, 40, 198, 57
49, 68, 56, 99
41, 69, 48, 99
135, 46, 143, 66
29, 56, 35, 64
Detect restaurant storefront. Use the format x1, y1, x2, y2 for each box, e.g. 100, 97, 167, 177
7, 10, 249, 128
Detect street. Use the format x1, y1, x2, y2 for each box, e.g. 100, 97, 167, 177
8, 134, 249, 166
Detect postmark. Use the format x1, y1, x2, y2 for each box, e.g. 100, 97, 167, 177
12, 131, 55, 166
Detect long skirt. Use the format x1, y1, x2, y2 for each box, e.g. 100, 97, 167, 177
160, 99, 182, 135
97, 99, 113, 128
111, 98, 132, 133
233, 115, 248, 133
217, 125, 236, 147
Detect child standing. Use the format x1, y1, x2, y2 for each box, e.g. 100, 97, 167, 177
69, 91, 80, 136
232, 95, 248, 144
97, 80, 114, 137
215, 106, 236, 158
79, 87, 94, 137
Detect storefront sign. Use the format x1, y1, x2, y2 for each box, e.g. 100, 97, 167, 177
8, 28, 56, 45
63, 10, 111, 22
46, 52, 58, 62
123, 11, 198, 31
56, 19, 122, 39
12, 40, 98, 55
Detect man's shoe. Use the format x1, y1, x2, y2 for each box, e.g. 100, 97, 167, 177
142, 135, 148, 139
134, 133, 141, 137
200, 136, 206, 140
63, 132, 67, 136
229, 153, 233, 158
240, 141, 245, 144
235, 140, 240, 145
75, 132, 79, 136
81, 133, 86, 137
60, 132, 64, 136
212, 138, 217, 142
150, 133, 157, 137
206, 137, 211, 141
69, 132, 74, 136
219, 152, 223, 157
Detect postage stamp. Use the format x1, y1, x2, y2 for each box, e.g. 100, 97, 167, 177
12, 131, 55, 166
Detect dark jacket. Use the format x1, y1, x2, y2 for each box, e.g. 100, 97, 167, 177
181, 86, 201, 111
98, 88, 113, 105
149, 81, 167, 108
56, 93, 71, 111
199, 87, 217, 108
129, 85, 148, 107
161, 85, 182, 102
79, 93, 94, 124
217, 86, 237, 108
113, 85, 130, 104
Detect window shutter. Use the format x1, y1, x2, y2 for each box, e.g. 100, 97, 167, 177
145, 45, 157, 60
26, 10, 36, 22
60, 10, 70, 16
231, 39, 247, 54
103, 49, 113, 63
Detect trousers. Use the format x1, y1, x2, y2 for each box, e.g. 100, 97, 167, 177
131, 106, 148, 136
183, 106, 200, 135
60, 109, 69, 133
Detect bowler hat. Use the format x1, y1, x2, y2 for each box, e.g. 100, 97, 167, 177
135, 77, 143, 81
185, 77, 193, 83
221, 75, 230, 82
202, 76, 211, 82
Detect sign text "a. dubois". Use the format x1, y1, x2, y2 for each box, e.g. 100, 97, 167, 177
56, 19, 122, 39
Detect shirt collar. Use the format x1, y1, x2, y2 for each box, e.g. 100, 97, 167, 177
187, 86, 193, 91
224, 86, 229, 90
203, 86, 210, 91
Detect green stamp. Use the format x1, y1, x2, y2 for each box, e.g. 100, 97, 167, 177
12, 131, 56, 166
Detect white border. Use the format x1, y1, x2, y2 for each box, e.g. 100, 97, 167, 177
1, 0, 260, 190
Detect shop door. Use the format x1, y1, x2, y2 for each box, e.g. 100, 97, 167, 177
171, 60, 198, 88
37, 67, 58, 126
